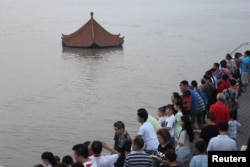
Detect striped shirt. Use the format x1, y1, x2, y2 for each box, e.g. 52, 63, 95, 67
124, 151, 154, 167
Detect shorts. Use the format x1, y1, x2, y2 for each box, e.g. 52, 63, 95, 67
190, 108, 198, 124
197, 110, 205, 124
241, 72, 249, 84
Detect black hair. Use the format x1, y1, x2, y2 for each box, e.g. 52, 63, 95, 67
33, 164, 44, 167
166, 104, 174, 112
57, 163, 67, 167
218, 121, 229, 131
165, 149, 177, 162
195, 140, 207, 153
41, 152, 57, 167
180, 80, 189, 86
71, 162, 84, 167
175, 100, 183, 111
201, 79, 205, 85
244, 50, 250, 56
222, 74, 228, 81
158, 105, 167, 114
206, 113, 215, 122
62, 155, 73, 165
72, 143, 89, 158
54, 155, 60, 162
220, 60, 227, 68
172, 92, 181, 100
133, 136, 144, 149
137, 108, 148, 121
203, 74, 211, 82
213, 62, 220, 68
72, 144, 86, 151
91, 140, 102, 154
191, 80, 198, 88
114, 121, 125, 129
226, 53, 232, 59
83, 141, 91, 146
229, 79, 237, 86
181, 116, 194, 142
234, 52, 242, 58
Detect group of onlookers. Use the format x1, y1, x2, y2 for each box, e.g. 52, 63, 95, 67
34, 50, 250, 167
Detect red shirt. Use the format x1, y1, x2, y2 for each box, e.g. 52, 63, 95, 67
209, 101, 230, 125
217, 81, 230, 93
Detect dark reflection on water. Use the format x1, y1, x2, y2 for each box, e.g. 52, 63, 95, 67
62, 46, 124, 59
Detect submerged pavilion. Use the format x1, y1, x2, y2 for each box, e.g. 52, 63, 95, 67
61, 12, 124, 48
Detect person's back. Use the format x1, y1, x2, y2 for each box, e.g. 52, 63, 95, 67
137, 108, 159, 151
91, 141, 119, 167
207, 121, 237, 151
200, 125, 219, 147
93, 155, 118, 167
124, 151, 154, 167
138, 121, 159, 150
209, 93, 230, 125
124, 136, 153, 167
228, 119, 241, 140
199, 113, 219, 147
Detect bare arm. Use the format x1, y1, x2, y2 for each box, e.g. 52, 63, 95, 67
102, 141, 121, 156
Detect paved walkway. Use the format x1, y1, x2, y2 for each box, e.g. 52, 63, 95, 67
235, 87, 250, 149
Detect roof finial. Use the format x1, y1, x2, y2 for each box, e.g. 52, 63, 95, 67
90, 12, 94, 19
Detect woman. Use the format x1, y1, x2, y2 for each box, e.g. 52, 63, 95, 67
152, 128, 174, 166
171, 92, 181, 115
174, 100, 183, 137
175, 116, 194, 167
189, 141, 207, 167
41, 152, 57, 167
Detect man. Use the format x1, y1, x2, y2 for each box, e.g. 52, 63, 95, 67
190, 80, 206, 129
124, 136, 154, 167
207, 121, 237, 151
91, 140, 120, 167
199, 113, 219, 147
113, 121, 132, 167
240, 50, 250, 92
209, 93, 230, 125
213, 62, 224, 84
180, 80, 198, 128
137, 108, 159, 153
72, 143, 97, 167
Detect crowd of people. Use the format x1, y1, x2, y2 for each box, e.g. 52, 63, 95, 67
34, 50, 250, 167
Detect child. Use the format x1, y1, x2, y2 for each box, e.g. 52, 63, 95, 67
228, 112, 241, 140
165, 104, 175, 146
174, 100, 183, 137
157, 105, 167, 127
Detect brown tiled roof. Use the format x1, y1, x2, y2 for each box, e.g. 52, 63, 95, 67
62, 12, 124, 48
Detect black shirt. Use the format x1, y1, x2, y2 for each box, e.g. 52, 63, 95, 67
200, 124, 219, 147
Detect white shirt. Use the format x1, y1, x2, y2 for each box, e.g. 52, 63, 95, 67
138, 122, 159, 150
83, 158, 97, 167
207, 135, 237, 151
165, 114, 175, 137
228, 120, 241, 138
92, 154, 118, 167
